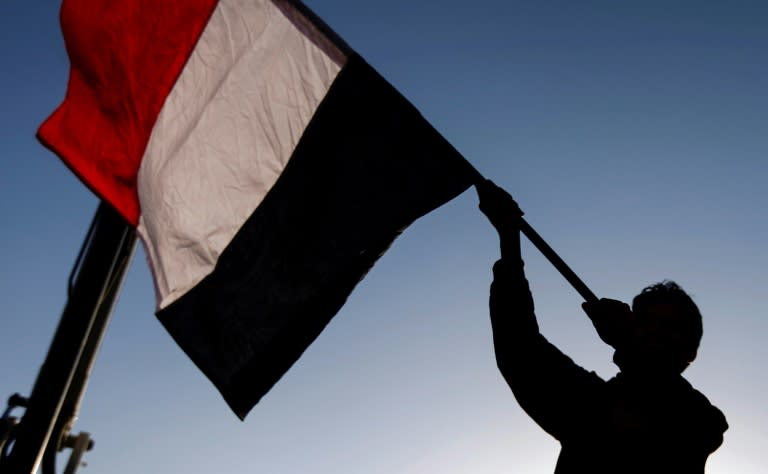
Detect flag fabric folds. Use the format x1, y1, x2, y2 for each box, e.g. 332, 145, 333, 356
39, 0, 475, 418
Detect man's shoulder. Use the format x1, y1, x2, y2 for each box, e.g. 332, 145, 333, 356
606, 373, 728, 440
675, 377, 729, 452
681, 378, 728, 431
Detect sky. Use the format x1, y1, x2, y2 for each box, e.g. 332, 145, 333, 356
1, 1, 766, 473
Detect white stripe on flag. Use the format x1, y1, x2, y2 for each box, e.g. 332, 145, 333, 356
137, 0, 345, 308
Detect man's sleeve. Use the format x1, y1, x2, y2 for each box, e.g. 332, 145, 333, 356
490, 258, 604, 441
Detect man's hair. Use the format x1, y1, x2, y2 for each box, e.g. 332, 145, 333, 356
632, 280, 703, 362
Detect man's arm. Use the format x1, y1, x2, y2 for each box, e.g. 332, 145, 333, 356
477, 180, 604, 440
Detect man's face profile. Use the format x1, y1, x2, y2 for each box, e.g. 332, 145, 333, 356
627, 302, 694, 370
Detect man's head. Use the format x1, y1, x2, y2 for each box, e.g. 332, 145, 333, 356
626, 281, 703, 373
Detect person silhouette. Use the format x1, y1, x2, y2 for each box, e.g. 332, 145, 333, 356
476, 179, 727, 473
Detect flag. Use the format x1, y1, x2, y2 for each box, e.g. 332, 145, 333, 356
39, 0, 475, 419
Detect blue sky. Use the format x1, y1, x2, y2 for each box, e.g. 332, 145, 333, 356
1, 1, 766, 472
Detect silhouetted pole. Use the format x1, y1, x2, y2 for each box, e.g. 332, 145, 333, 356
518, 219, 598, 303
470, 170, 599, 304
3, 202, 136, 474
41, 205, 136, 474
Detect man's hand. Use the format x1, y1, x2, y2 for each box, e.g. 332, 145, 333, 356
476, 179, 524, 237
582, 298, 634, 349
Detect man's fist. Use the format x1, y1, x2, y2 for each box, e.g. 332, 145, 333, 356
476, 179, 523, 236
582, 298, 634, 349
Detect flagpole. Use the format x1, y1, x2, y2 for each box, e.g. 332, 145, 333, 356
2, 202, 136, 474
469, 170, 598, 303
517, 218, 598, 303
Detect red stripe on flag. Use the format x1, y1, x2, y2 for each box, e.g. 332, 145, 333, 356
37, 0, 219, 225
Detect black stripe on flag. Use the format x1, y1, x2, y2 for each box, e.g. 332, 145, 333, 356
157, 54, 474, 419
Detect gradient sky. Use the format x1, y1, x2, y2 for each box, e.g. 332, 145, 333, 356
1, 1, 766, 473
